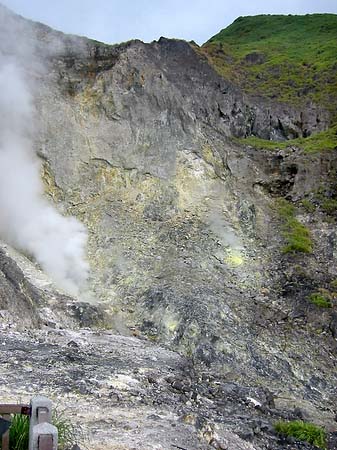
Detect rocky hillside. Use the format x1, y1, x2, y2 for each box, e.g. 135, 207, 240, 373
202, 14, 337, 120
0, 7, 337, 450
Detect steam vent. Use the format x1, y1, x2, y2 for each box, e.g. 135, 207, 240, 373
0, 5, 337, 449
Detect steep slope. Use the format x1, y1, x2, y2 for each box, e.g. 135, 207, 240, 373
38, 19, 337, 441
0, 7, 337, 449
0, 240, 109, 331
202, 14, 337, 121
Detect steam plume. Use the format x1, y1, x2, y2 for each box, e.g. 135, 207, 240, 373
0, 6, 89, 296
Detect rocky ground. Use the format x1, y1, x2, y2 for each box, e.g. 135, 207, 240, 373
1, 324, 336, 450
0, 244, 336, 449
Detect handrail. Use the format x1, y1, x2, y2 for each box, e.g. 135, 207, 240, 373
0, 404, 31, 415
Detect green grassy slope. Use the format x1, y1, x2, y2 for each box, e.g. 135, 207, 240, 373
237, 123, 337, 153
202, 14, 337, 118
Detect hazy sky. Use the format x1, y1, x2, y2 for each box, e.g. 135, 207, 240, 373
2, 0, 337, 45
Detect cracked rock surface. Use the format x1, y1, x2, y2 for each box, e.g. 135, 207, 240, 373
1, 326, 334, 450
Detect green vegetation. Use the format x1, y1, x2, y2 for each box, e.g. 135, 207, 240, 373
277, 198, 296, 218
297, 188, 337, 219
202, 14, 337, 118
6, 414, 29, 450
53, 410, 78, 450
321, 198, 337, 214
0, 411, 77, 450
308, 292, 332, 308
330, 279, 337, 289
274, 420, 327, 449
237, 123, 337, 153
277, 199, 313, 254
301, 199, 316, 213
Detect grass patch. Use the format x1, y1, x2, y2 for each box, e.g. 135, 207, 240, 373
237, 123, 337, 153
301, 199, 316, 213
282, 220, 313, 254
308, 292, 332, 308
53, 410, 78, 450
0, 411, 77, 450
277, 198, 296, 218
274, 420, 327, 449
7, 414, 29, 450
321, 198, 337, 214
277, 199, 313, 254
330, 279, 337, 289
202, 14, 337, 118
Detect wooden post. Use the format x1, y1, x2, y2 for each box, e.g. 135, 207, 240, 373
2, 430, 9, 450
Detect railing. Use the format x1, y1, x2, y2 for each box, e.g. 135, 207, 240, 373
0, 397, 58, 450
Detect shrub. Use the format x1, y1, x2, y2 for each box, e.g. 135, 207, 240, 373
274, 420, 327, 449
308, 292, 332, 308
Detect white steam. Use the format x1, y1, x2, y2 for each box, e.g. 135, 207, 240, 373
0, 11, 89, 296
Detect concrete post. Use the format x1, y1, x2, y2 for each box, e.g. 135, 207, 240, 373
29, 422, 58, 450
29, 396, 58, 450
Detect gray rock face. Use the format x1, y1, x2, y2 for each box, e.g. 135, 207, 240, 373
37, 35, 329, 187
0, 241, 109, 331
0, 8, 336, 450
0, 246, 41, 328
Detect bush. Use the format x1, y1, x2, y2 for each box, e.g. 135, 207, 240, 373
274, 420, 327, 449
